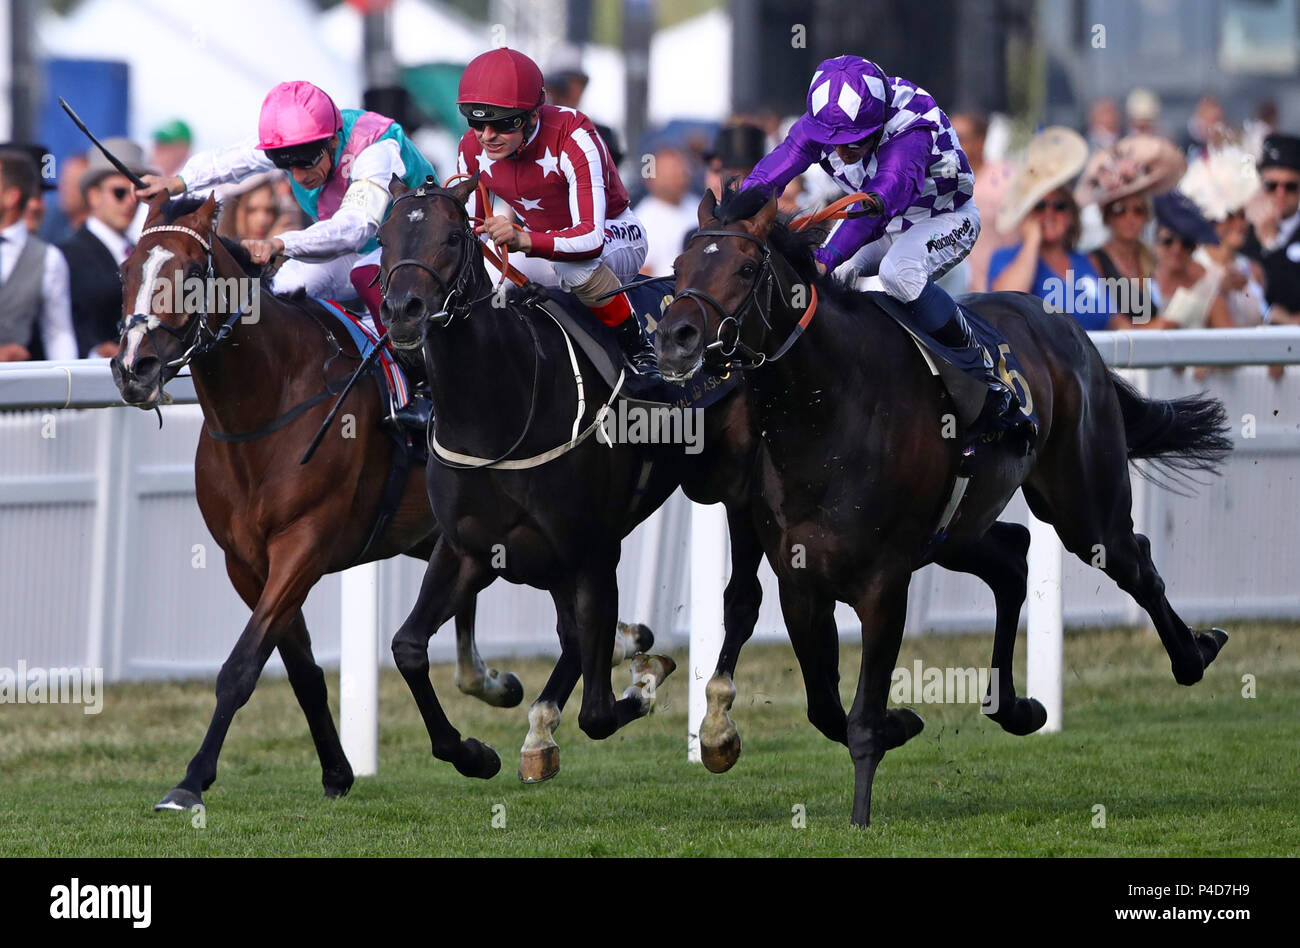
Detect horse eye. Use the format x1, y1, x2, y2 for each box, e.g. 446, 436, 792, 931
739, 263, 756, 278
447, 231, 461, 244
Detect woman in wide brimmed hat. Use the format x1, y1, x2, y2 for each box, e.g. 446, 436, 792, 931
1075, 134, 1185, 328
988, 127, 1120, 330
1149, 190, 1227, 331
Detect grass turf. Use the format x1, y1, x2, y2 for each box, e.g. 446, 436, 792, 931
1, 624, 1296, 856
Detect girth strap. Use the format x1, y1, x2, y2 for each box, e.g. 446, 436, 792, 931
205, 378, 351, 443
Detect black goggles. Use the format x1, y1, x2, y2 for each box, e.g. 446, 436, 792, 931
267, 144, 329, 170
466, 113, 526, 133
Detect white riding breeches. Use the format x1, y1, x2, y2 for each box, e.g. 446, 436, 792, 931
832, 203, 981, 302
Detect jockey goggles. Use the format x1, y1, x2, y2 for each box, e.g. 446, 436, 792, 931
459, 102, 530, 134
266, 140, 331, 170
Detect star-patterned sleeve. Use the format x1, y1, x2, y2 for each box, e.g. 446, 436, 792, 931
524, 126, 608, 261
456, 139, 482, 220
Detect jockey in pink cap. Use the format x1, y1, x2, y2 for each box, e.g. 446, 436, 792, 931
136, 81, 436, 328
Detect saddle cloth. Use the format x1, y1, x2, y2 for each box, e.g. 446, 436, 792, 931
868, 291, 1039, 435
315, 298, 411, 416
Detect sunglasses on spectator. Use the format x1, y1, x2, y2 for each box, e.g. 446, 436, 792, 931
108, 185, 134, 202
468, 114, 526, 134
1263, 179, 1300, 194
1033, 199, 1071, 213
268, 147, 328, 171
1157, 234, 1196, 250
1107, 201, 1149, 218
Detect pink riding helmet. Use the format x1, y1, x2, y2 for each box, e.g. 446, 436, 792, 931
257, 81, 343, 150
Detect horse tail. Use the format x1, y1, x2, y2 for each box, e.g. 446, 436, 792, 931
1110, 372, 1233, 486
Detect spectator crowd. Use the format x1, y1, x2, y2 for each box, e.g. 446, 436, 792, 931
4, 85, 1300, 366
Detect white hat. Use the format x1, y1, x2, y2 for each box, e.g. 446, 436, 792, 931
1179, 146, 1261, 221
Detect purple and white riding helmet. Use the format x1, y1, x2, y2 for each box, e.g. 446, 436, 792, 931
802, 56, 890, 146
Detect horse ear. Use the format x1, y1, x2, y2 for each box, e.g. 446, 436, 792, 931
446, 171, 480, 206
743, 195, 780, 240
698, 188, 718, 227
389, 174, 410, 198
144, 192, 169, 225
192, 194, 218, 230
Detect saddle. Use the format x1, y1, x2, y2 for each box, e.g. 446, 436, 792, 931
519, 280, 742, 412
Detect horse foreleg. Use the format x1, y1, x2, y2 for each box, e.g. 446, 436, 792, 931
700, 505, 765, 773
154, 537, 325, 812
847, 567, 923, 828
933, 521, 1048, 736
278, 612, 354, 798
391, 539, 500, 779
777, 580, 847, 746
453, 597, 525, 708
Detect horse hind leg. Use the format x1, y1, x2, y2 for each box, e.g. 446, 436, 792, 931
453, 597, 525, 708
933, 521, 1048, 735
1024, 456, 1227, 687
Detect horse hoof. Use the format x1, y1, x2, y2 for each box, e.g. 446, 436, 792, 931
485, 670, 525, 708
153, 787, 203, 812
454, 738, 501, 780
322, 766, 354, 799
518, 745, 560, 783
1197, 627, 1229, 667
884, 708, 925, 749
987, 696, 1049, 736
613, 621, 655, 665
700, 729, 741, 773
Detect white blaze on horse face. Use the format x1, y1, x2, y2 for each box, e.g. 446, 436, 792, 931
704, 242, 719, 254
407, 208, 424, 222
121, 246, 174, 369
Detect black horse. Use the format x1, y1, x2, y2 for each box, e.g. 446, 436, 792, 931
657, 190, 1233, 826
377, 172, 780, 780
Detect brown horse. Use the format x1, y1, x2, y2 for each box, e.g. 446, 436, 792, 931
657, 190, 1233, 825
110, 194, 534, 810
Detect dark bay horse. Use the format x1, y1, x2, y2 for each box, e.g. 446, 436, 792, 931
377, 173, 770, 780
110, 194, 530, 809
657, 190, 1233, 826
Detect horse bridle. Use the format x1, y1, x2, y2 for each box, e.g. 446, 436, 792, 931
119, 224, 243, 371
379, 183, 488, 329
671, 227, 793, 370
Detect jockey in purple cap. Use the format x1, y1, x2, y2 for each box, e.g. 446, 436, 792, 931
724, 55, 1030, 445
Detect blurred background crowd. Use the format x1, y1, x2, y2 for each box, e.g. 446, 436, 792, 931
4, 0, 1300, 366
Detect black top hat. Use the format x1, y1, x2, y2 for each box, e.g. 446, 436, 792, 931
707, 123, 768, 171
1259, 133, 1300, 172
1154, 190, 1219, 246
0, 142, 57, 190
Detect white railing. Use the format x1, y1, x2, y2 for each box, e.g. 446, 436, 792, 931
3, 327, 1300, 771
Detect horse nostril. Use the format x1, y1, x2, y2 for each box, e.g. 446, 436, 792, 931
402, 296, 426, 319
672, 322, 701, 351
133, 356, 159, 381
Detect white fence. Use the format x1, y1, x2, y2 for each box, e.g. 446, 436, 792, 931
2, 330, 1299, 764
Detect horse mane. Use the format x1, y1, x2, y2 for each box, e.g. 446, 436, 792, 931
712, 187, 865, 310
155, 196, 262, 277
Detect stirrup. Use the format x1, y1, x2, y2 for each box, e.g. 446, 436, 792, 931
387, 396, 431, 432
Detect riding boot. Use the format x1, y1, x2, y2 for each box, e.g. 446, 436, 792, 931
907, 281, 1036, 453
590, 291, 663, 383
388, 357, 433, 432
